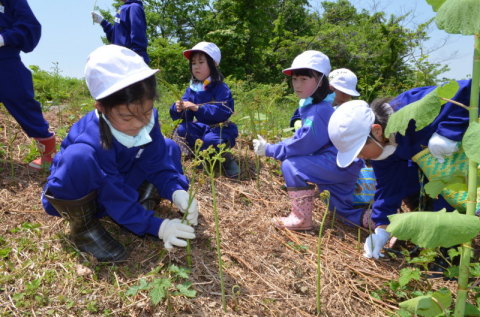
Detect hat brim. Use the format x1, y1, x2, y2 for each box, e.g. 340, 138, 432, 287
336, 135, 368, 168
333, 86, 360, 97
95, 68, 159, 100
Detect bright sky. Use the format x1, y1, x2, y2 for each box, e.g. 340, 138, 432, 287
21, 0, 473, 80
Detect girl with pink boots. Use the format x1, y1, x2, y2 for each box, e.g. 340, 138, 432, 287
252, 51, 364, 231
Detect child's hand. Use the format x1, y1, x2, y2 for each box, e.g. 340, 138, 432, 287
158, 219, 195, 250
175, 100, 199, 112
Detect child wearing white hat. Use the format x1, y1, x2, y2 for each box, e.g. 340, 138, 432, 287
328, 80, 471, 259
253, 50, 365, 231
290, 68, 360, 130
170, 41, 239, 178
41, 45, 198, 262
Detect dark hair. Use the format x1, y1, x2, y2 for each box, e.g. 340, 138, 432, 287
189, 51, 224, 83
369, 97, 394, 131
97, 75, 158, 149
290, 69, 331, 103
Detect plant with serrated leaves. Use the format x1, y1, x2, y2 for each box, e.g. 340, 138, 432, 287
125, 264, 196, 306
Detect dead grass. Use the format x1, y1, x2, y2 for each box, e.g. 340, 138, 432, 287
0, 109, 463, 316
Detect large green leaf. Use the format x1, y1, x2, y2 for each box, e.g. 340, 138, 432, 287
399, 289, 452, 317
436, 0, 480, 35
385, 81, 459, 136
387, 209, 480, 248
463, 121, 480, 163
426, 0, 447, 12
465, 302, 480, 316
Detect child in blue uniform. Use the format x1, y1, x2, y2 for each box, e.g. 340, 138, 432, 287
0, 0, 56, 170
170, 41, 239, 178
92, 0, 149, 64
42, 45, 198, 262
253, 51, 364, 231
328, 80, 471, 259
289, 68, 360, 130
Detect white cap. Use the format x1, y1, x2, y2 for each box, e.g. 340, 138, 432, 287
329, 68, 360, 97
283, 50, 331, 76
328, 100, 374, 168
84, 45, 158, 100
183, 42, 221, 65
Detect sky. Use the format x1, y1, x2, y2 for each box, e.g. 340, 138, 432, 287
21, 0, 474, 80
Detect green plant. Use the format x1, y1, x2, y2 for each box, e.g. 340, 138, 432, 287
125, 264, 196, 305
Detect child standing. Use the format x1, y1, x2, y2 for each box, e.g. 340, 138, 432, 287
253, 51, 364, 230
0, 0, 56, 170
92, 0, 149, 64
328, 80, 471, 259
170, 41, 239, 177
42, 45, 197, 262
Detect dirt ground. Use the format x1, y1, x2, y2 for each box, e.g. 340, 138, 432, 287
0, 108, 461, 316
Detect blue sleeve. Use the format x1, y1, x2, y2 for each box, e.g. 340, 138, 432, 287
126, 4, 148, 56
100, 19, 114, 43
370, 156, 420, 226
0, 0, 41, 52
265, 105, 331, 161
289, 108, 301, 127
169, 89, 196, 122
47, 142, 163, 237
140, 121, 189, 200
194, 83, 234, 124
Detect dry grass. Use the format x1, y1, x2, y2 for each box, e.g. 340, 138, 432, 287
0, 109, 463, 317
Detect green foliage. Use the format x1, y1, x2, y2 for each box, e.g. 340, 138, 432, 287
398, 267, 422, 288
426, 0, 447, 12
387, 210, 480, 248
399, 289, 452, 317
125, 264, 196, 305
463, 121, 480, 163
385, 81, 459, 136
435, 0, 480, 35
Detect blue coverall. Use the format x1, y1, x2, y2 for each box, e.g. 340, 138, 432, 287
170, 81, 238, 150
42, 109, 188, 237
0, 0, 51, 138
100, 0, 149, 64
371, 79, 472, 226
266, 99, 364, 225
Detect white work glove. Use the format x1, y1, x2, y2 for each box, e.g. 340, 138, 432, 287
0, 34, 4, 48
364, 227, 390, 259
428, 132, 458, 163
91, 11, 104, 24
158, 219, 195, 250
253, 135, 268, 156
172, 190, 199, 226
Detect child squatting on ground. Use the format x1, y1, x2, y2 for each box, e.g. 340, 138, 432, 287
328, 80, 472, 259
253, 50, 366, 231
169, 41, 240, 178
41, 45, 198, 262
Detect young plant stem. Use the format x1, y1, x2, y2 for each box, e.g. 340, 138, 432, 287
453, 33, 480, 317
316, 191, 330, 316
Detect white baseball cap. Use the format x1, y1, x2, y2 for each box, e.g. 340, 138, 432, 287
329, 68, 360, 97
183, 42, 221, 65
85, 45, 158, 100
283, 50, 331, 76
328, 100, 374, 168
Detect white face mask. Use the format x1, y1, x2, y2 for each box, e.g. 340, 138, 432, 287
189, 76, 211, 92
371, 134, 397, 161
99, 110, 155, 148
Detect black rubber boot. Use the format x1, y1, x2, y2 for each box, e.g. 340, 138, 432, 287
45, 191, 127, 262
222, 152, 240, 178
138, 182, 161, 210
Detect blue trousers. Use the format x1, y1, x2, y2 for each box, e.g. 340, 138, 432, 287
176, 121, 238, 150
0, 58, 52, 138
281, 150, 364, 226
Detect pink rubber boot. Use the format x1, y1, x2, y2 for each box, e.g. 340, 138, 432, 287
274, 186, 316, 231
28, 134, 56, 170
